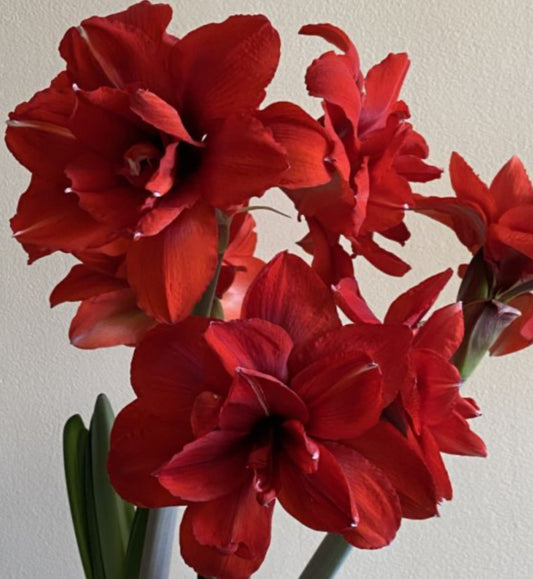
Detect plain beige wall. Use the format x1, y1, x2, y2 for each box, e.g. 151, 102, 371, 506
1, 0, 533, 577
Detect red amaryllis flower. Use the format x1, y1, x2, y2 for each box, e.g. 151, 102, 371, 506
335, 269, 486, 509
50, 212, 262, 348
108, 253, 436, 578
263, 24, 441, 283
416, 153, 533, 357
415, 153, 533, 267
7, 1, 288, 326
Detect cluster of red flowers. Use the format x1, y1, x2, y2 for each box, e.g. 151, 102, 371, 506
6, 2, 533, 578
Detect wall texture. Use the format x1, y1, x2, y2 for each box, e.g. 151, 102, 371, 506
1, 1, 533, 577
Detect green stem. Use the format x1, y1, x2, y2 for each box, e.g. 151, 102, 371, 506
139, 212, 231, 579
298, 533, 352, 579
138, 508, 178, 579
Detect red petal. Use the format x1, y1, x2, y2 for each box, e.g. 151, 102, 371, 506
299, 23, 360, 70
278, 440, 357, 531
490, 155, 533, 216
108, 400, 191, 507
180, 503, 267, 579
291, 353, 382, 440
50, 264, 126, 307
219, 369, 309, 432
419, 428, 452, 501
385, 269, 453, 327
431, 412, 486, 457
258, 101, 331, 189
360, 53, 409, 134
334, 277, 381, 324
414, 194, 487, 253
200, 114, 288, 208
489, 206, 533, 260
206, 319, 293, 382
289, 324, 413, 407
129, 89, 197, 143
144, 142, 179, 196
326, 442, 401, 549
69, 88, 145, 159
59, 3, 175, 97
69, 288, 155, 348
349, 421, 438, 519
126, 202, 218, 323
219, 256, 265, 321
65, 152, 146, 230
282, 420, 320, 474
304, 51, 361, 129
491, 293, 533, 355
190, 479, 273, 559
173, 15, 280, 133
156, 430, 250, 501
242, 252, 341, 346
413, 349, 461, 426
414, 303, 464, 358
355, 236, 411, 277
6, 73, 81, 179
449, 152, 493, 218
298, 220, 354, 287
285, 170, 356, 235
131, 317, 229, 412
10, 177, 113, 259
135, 185, 200, 237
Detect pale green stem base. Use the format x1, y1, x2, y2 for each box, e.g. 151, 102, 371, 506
299, 533, 353, 579
139, 507, 178, 579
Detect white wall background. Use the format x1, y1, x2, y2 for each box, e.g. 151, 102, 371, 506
1, 1, 533, 577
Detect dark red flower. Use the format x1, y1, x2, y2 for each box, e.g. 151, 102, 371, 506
335, 269, 486, 511
262, 24, 442, 283
108, 253, 432, 578
415, 153, 533, 357
8, 2, 288, 329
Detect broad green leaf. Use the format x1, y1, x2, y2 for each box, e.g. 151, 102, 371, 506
63, 415, 93, 579
90, 394, 133, 579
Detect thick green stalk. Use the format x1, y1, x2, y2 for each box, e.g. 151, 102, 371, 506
139, 212, 231, 579
298, 533, 352, 579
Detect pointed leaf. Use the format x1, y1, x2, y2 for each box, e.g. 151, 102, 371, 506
90, 394, 134, 579
63, 415, 94, 579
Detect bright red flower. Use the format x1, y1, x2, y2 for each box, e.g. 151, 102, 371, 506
335, 269, 486, 510
263, 24, 442, 283
108, 253, 432, 578
7, 2, 288, 328
50, 212, 262, 348
415, 153, 533, 356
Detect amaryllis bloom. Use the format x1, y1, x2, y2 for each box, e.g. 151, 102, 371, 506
108, 253, 441, 579
7, 1, 290, 327
50, 212, 262, 348
416, 153, 533, 357
264, 24, 441, 283
335, 269, 486, 508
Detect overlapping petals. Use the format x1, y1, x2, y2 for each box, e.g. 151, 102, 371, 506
415, 153, 533, 357
335, 268, 486, 512
264, 23, 442, 282
109, 253, 424, 578
51, 212, 264, 348
7, 1, 289, 339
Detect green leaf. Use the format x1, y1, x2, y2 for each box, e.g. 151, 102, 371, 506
85, 431, 106, 579
90, 394, 133, 579
122, 508, 149, 579
63, 415, 94, 579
